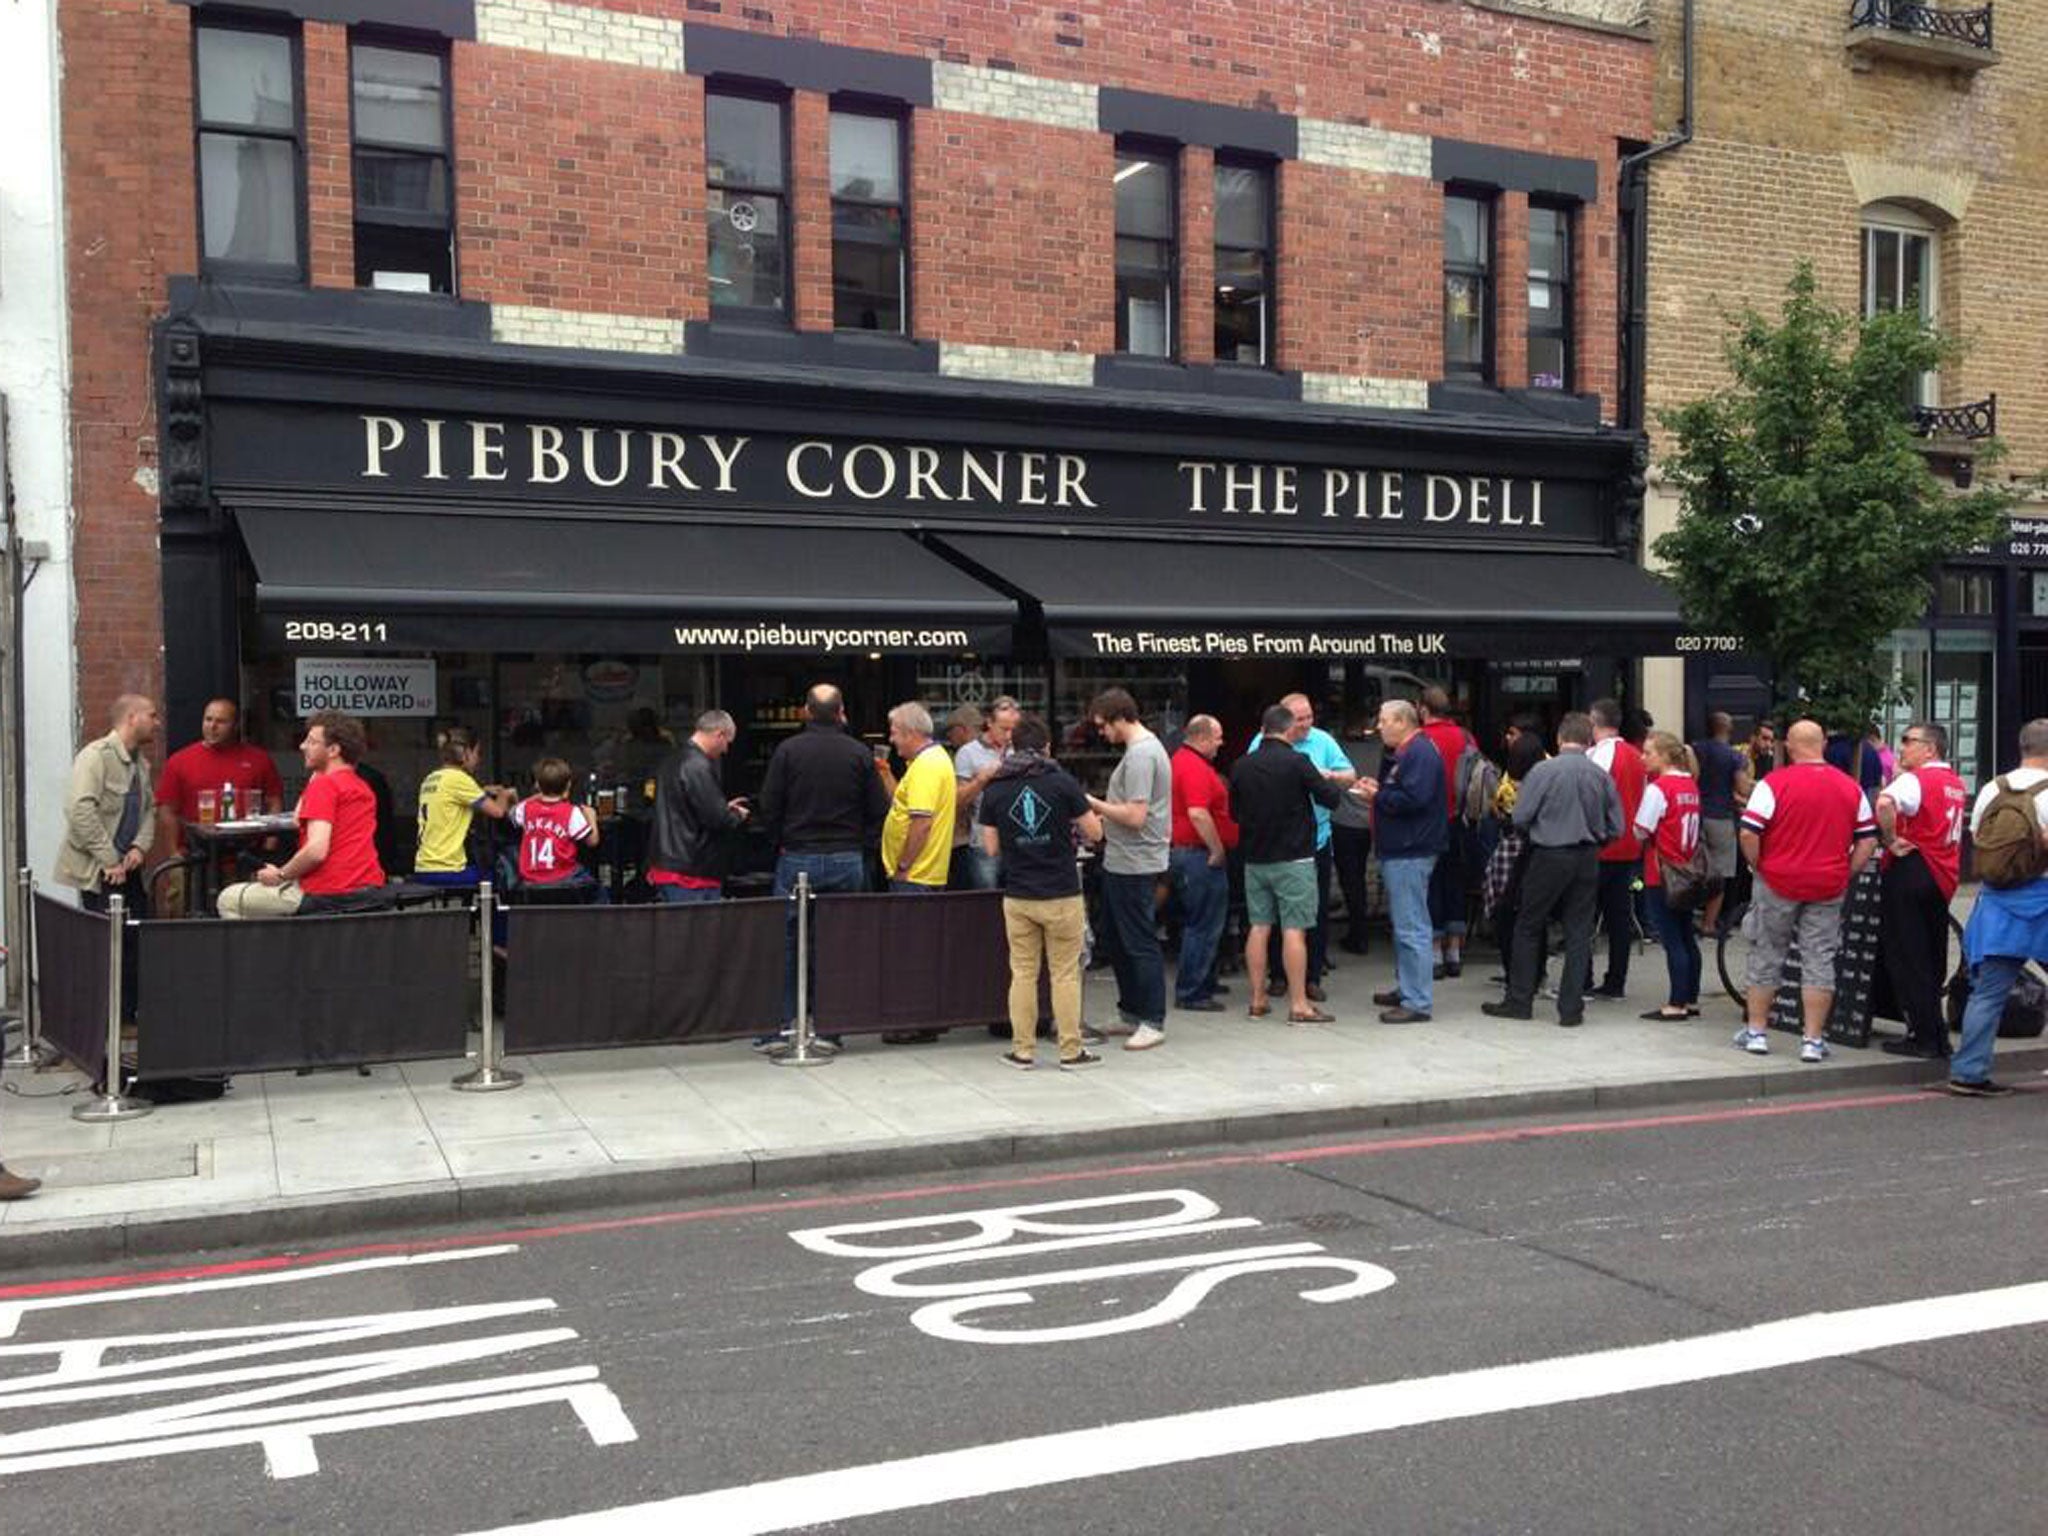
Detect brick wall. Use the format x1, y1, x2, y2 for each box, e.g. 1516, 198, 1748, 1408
56, 0, 1657, 729
59, 0, 198, 732
1641, 0, 2047, 481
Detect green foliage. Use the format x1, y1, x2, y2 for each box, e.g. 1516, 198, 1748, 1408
1652, 264, 2018, 729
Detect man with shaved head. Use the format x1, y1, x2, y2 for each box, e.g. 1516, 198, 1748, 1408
156, 698, 285, 876
1735, 718, 1879, 1063
56, 694, 160, 916
1169, 713, 1237, 1012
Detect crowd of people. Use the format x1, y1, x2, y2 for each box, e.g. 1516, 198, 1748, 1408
37, 681, 2047, 1108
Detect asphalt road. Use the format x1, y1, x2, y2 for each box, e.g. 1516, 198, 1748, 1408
3, 1082, 2046, 1535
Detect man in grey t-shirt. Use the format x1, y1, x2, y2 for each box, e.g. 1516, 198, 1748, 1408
952, 695, 1018, 891
1086, 688, 1172, 1049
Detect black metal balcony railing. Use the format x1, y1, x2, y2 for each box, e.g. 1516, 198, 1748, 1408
1849, 0, 1995, 50
1912, 394, 1997, 441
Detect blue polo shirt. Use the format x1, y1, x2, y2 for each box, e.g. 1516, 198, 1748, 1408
1292, 726, 1352, 851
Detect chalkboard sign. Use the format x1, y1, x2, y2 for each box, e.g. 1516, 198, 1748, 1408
1766, 861, 1882, 1048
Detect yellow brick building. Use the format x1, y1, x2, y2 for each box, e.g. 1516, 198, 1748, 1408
1636, 0, 2047, 786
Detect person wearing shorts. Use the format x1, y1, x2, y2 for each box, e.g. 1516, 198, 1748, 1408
1734, 720, 1878, 1063
1230, 703, 1352, 1024
1689, 712, 1751, 936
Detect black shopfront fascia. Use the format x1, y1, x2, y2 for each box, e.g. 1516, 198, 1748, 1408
155, 306, 1667, 739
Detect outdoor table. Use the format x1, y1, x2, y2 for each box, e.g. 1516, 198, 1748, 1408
180, 814, 299, 915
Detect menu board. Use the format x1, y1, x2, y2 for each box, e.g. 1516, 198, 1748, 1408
1766, 862, 1882, 1048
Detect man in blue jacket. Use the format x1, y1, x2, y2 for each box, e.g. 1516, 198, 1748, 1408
1357, 699, 1446, 1022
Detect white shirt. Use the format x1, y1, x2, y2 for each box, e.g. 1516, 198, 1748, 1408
1970, 765, 2048, 835
1588, 737, 1618, 771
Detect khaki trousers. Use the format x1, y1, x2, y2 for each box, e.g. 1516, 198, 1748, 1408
1003, 894, 1085, 1061
216, 880, 306, 919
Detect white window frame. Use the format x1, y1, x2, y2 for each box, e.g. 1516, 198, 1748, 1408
1860, 202, 1939, 408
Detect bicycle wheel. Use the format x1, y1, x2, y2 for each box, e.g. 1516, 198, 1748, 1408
1716, 901, 1752, 1008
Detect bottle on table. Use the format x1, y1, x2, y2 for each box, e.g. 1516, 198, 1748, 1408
220, 781, 236, 821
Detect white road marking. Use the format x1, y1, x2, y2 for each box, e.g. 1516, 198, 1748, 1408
460, 1280, 2048, 1536
0, 1247, 521, 1339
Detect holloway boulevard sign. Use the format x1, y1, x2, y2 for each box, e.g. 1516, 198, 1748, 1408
207, 405, 1614, 547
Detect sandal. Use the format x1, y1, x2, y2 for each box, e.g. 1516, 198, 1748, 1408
1639, 1008, 1689, 1021
1289, 1008, 1337, 1025
1247, 999, 1271, 1019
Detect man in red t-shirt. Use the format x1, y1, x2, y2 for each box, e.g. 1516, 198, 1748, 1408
1170, 715, 1238, 1011
155, 698, 285, 843
1875, 720, 1969, 1060
1417, 688, 1475, 977
1586, 698, 1648, 999
1735, 719, 1878, 1061
216, 711, 387, 917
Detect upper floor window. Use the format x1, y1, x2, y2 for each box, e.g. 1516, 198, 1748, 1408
706, 90, 789, 319
1115, 147, 1176, 357
195, 19, 303, 278
1527, 202, 1572, 391
1442, 191, 1493, 382
1861, 201, 1937, 407
1214, 160, 1273, 366
351, 42, 453, 293
830, 110, 905, 334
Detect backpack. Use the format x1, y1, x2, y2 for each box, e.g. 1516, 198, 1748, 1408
1456, 744, 1501, 826
1971, 776, 2048, 889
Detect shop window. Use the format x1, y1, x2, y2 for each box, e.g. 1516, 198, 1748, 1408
1527, 202, 1572, 391
351, 42, 453, 293
194, 18, 305, 279
1861, 202, 1938, 408
1933, 629, 1993, 791
706, 90, 790, 318
1114, 146, 1176, 358
1939, 569, 1995, 617
1213, 159, 1273, 367
1443, 191, 1493, 382
829, 110, 906, 334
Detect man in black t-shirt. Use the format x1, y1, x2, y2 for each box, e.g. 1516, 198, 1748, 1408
1688, 711, 1752, 935
978, 717, 1105, 1070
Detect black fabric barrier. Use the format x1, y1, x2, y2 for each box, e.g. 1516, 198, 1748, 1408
811, 891, 1009, 1035
132, 909, 471, 1077
502, 899, 786, 1052
32, 893, 110, 1082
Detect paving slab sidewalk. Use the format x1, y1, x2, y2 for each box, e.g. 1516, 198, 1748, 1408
2, 954, 2040, 1269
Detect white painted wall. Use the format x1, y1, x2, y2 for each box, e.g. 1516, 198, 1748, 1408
1642, 481, 1685, 733
0, 0, 79, 910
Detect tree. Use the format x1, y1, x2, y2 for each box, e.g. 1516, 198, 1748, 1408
1653, 264, 2022, 734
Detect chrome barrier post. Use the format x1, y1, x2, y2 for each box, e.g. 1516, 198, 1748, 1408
4, 870, 56, 1068
454, 882, 523, 1092
73, 893, 152, 1122
773, 871, 830, 1067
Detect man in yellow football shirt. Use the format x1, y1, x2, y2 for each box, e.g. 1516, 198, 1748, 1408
880, 702, 956, 892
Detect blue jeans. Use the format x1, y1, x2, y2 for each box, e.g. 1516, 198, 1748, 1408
890, 879, 942, 894
1170, 847, 1228, 1005
412, 867, 481, 888
1953, 954, 2021, 1083
1428, 823, 1469, 940
958, 844, 1003, 890
1643, 884, 1701, 1006
1101, 869, 1166, 1028
1381, 856, 1436, 1014
775, 850, 868, 1029
658, 884, 722, 905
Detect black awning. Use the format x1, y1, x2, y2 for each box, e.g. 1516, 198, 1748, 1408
237, 508, 1017, 654
932, 533, 1683, 661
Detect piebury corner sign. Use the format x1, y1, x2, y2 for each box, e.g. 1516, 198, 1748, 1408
207, 404, 1614, 547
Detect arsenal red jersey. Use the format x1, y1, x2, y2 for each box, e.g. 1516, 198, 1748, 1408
1882, 762, 1968, 899
1590, 736, 1647, 862
1740, 762, 1877, 903
513, 796, 593, 885
1634, 771, 1700, 888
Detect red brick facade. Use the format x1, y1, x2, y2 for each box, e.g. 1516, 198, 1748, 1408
56, 0, 1654, 731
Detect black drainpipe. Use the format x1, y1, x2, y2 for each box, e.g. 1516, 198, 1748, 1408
1618, 0, 1694, 434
